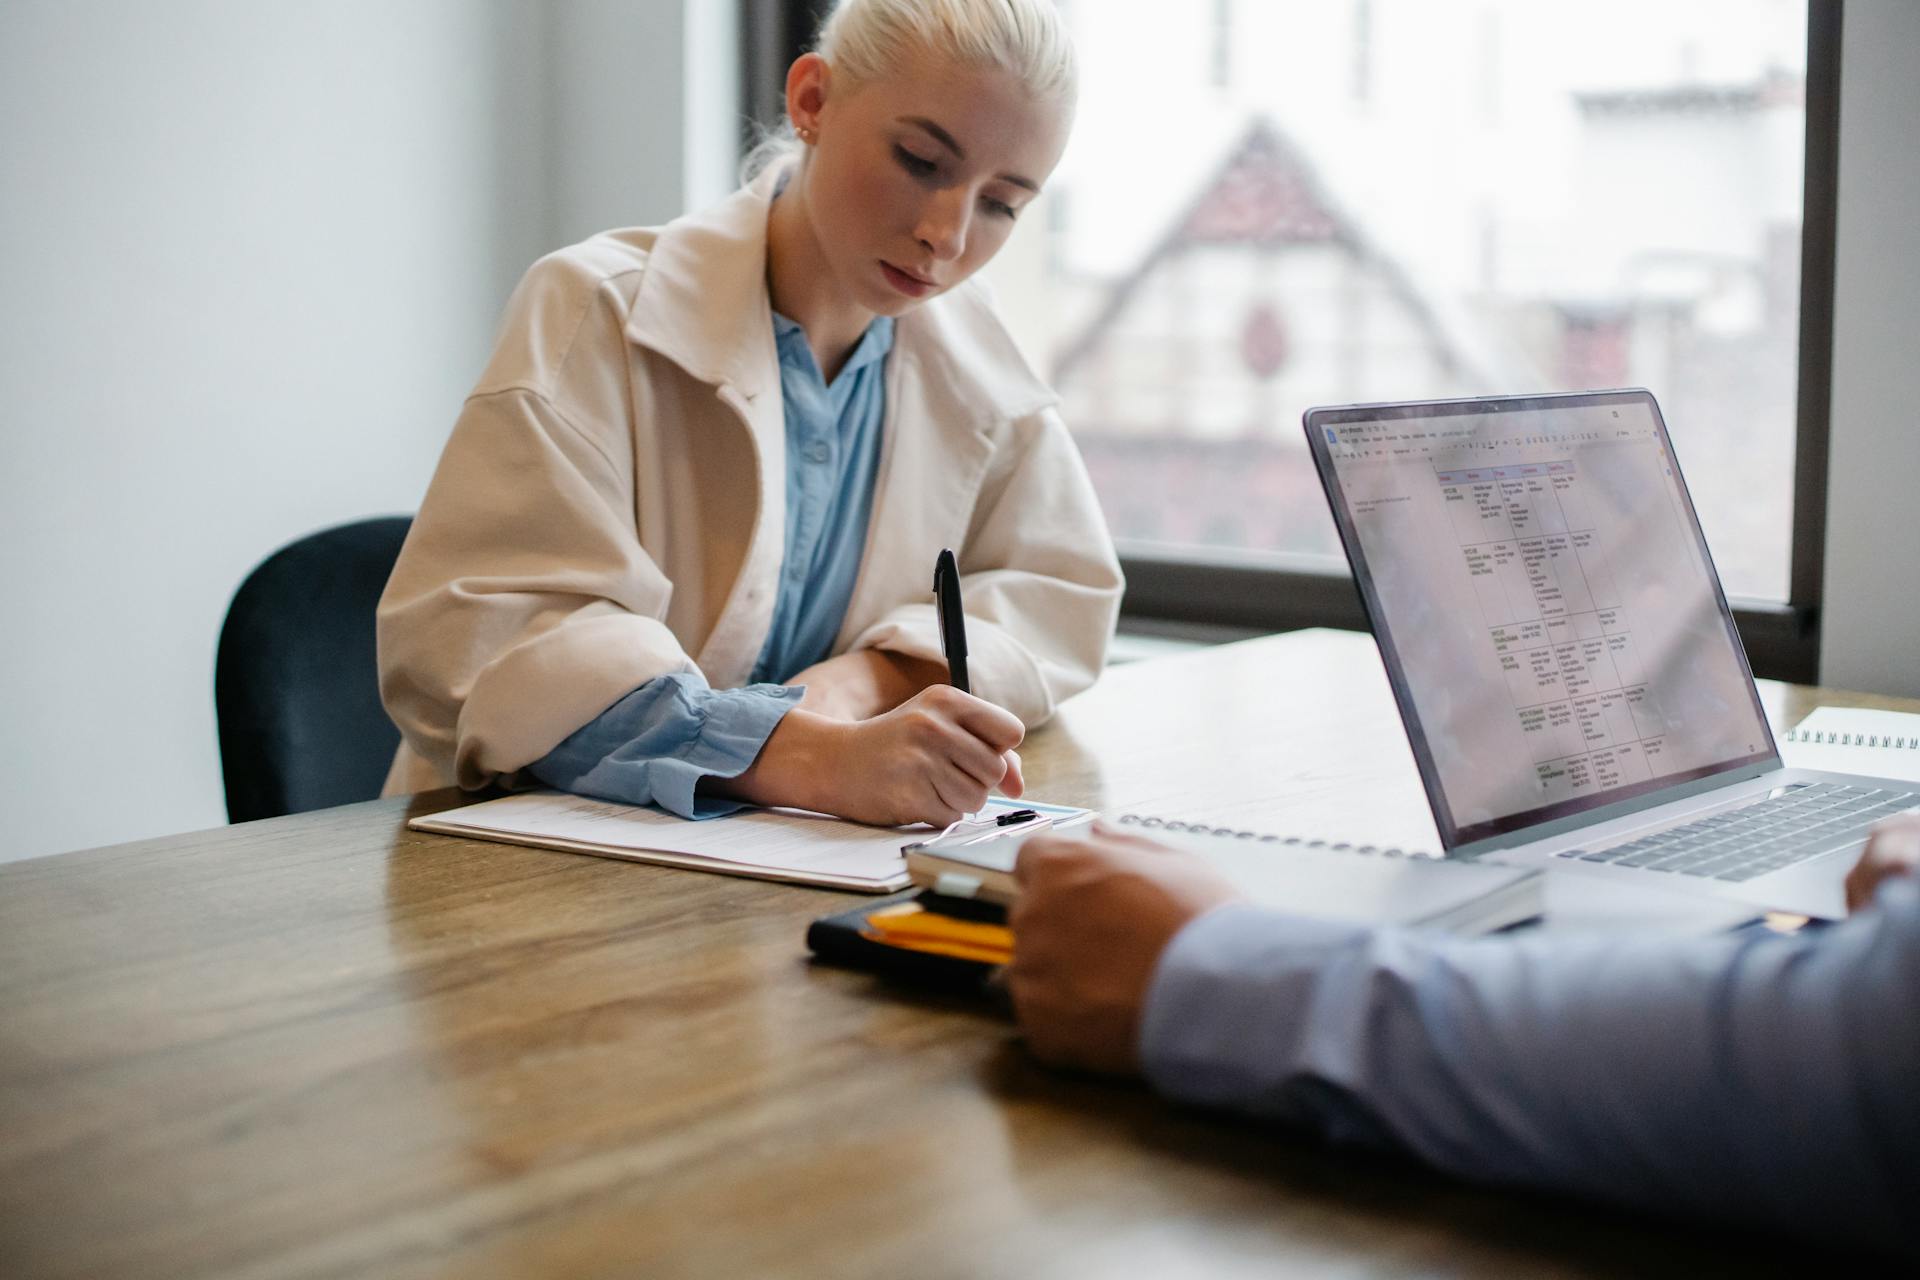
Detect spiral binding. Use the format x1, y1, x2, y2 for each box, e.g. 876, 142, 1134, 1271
1117, 812, 1420, 858
1783, 729, 1920, 749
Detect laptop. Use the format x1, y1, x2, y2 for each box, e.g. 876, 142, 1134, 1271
1303, 388, 1917, 920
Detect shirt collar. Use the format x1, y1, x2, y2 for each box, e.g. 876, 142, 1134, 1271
771, 310, 896, 382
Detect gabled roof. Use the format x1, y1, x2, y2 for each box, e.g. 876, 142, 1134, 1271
1177, 119, 1342, 246
1053, 117, 1491, 389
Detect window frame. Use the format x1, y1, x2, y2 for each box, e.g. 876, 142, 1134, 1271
741, 1, 820, 143
743, 0, 1842, 684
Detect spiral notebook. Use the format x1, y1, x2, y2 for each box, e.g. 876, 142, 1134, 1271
1781, 708, 1920, 784
905, 812, 1541, 935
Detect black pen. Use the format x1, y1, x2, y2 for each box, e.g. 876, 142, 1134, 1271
933, 547, 970, 694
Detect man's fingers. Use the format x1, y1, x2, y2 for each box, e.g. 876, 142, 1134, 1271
1014, 832, 1085, 884
1846, 815, 1920, 912
1077, 818, 1188, 855
1845, 865, 1874, 914
1868, 812, 1920, 854
1013, 829, 1170, 887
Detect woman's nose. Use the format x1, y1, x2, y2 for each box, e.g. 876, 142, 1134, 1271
915, 189, 970, 263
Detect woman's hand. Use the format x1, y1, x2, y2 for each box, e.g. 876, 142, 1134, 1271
714, 685, 1024, 827
1845, 814, 1920, 913
786, 650, 949, 722
826, 685, 1026, 825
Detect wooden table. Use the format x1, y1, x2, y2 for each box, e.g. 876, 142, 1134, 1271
0, 630, 1904, 1278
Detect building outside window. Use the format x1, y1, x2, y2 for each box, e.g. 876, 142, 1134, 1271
983, 0, 1810, 604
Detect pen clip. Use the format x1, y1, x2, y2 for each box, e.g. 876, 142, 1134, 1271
933, 556, 949, 640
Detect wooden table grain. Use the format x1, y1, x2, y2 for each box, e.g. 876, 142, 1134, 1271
0, 630, 1903, 1279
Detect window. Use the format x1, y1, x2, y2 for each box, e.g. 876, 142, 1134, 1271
747, 0, 1837, 680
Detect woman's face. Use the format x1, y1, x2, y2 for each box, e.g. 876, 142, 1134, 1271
796, 49, 1072, 316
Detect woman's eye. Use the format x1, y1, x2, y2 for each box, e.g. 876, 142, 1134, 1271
893, 145, 937, 177
983, 196, 1018, 220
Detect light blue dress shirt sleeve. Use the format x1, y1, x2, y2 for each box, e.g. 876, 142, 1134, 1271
528, 672, 801, 819
1138, 878, 1920, 1255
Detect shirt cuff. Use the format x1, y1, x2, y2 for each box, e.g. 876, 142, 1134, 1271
1138, 902, 1375, 1112
529, 674, 802, 820
668, 682, 804, 818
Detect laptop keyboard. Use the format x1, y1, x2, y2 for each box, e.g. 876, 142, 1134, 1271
1558, 783, 1919, 883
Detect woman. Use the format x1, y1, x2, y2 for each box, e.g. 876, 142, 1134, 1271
377, 0, 1120, 828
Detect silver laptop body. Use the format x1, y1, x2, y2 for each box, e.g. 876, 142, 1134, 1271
1303, 389, 1915, 920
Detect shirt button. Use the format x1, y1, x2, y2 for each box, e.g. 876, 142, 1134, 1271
804, 440, 831, 464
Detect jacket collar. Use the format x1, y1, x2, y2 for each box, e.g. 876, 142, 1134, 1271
624, 167, 784, 400
625, 165, 1057, 425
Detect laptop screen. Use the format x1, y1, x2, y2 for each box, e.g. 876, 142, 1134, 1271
1306, 390, 1777, 850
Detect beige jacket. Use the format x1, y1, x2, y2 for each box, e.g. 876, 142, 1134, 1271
377, 169, 1124, 795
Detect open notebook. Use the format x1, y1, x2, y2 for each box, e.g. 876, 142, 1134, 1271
408, 792, 1085, 893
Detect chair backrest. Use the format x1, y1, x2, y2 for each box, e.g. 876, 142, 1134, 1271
216, 516, 412, 823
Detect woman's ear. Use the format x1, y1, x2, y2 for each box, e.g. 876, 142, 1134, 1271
785, 52, 832, 138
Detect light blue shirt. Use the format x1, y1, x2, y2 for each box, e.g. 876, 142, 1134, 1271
529, 311, 895, 818
751, 311, 893, 682
1139, 877, 1920, 1256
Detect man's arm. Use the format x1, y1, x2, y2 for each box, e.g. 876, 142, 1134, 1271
1009, 825, 1920, 1257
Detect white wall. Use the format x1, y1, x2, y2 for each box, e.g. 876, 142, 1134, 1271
0, 1, 711, 863
1820, 0, 1920, 695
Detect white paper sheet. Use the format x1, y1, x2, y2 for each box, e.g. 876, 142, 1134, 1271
409, 792, 1083, 892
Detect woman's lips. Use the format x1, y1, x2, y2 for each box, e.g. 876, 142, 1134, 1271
881, 261, 934, 298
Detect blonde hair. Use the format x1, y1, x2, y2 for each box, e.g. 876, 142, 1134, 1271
744, 0, 1077, 180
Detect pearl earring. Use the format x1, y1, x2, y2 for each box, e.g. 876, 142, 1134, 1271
797, 126, 816, 144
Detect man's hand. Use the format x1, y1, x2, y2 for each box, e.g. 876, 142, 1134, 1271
715, 685, 1023, 827
1845, 813, 1920, 914
1006, 824, 1242, 1075
786, 650, 948, 722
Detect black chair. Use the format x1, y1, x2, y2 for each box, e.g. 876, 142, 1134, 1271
216, 516, 412, 822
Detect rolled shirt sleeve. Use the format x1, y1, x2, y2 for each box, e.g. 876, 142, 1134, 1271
528, 672, 801, 819
1138, 884, 1920, 1256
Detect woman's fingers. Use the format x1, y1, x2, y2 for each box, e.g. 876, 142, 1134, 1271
904, 687, 1016, 790
929, 768, 987, 823
851, 685, 1032, 826
999, 748, 1025, 798
925, 685, 1025, 753
946, 730, 1011, 790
